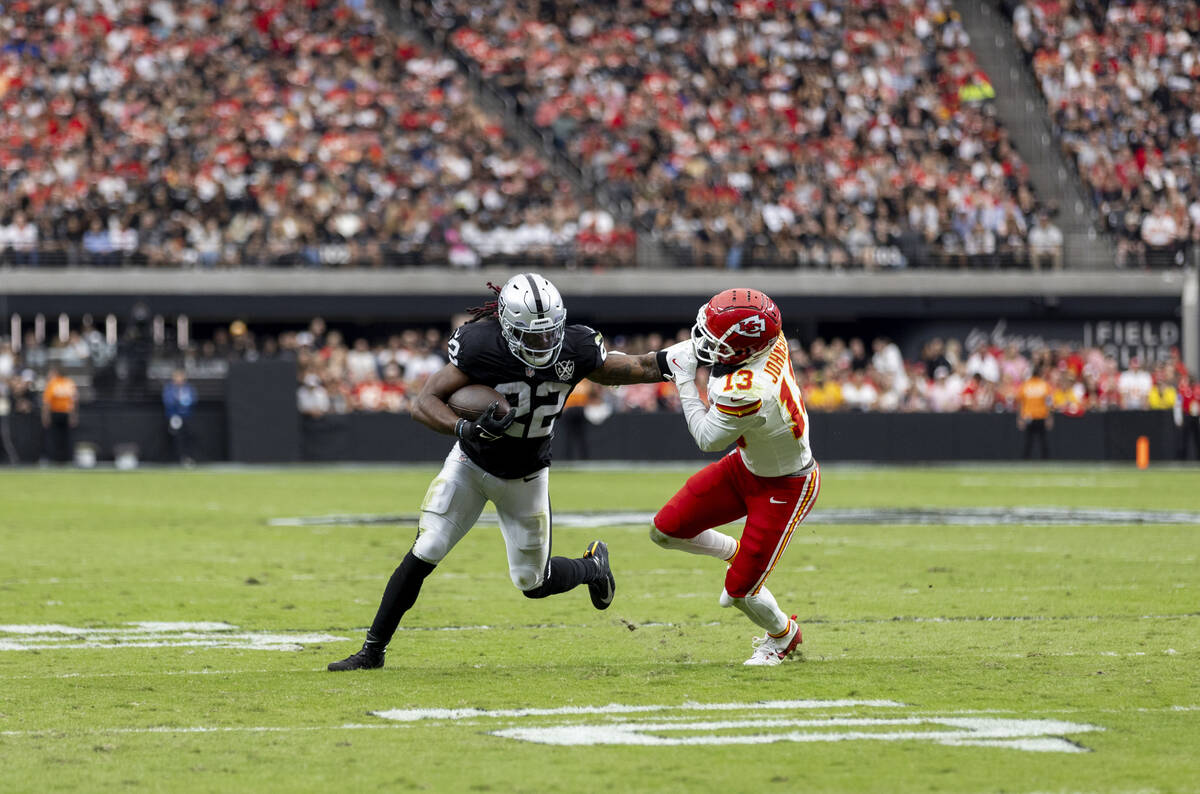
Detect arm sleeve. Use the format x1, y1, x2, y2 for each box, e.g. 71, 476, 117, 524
678, 380, 764, 452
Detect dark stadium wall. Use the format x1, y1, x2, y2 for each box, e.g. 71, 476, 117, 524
292, 411, 1177, 465
1, 405, 1176, 465
225, 360, 301, 463
3, 292, 1179, 328
4, 404, 226, 464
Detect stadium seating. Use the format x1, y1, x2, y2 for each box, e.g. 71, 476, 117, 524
0, 0, 604, 268
419, 0, 1046, 269
0, 0, 1056, 270
1008, 0, 1200, 268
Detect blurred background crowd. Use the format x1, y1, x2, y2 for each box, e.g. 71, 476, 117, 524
0, 0, 626, 269
427, 0, 1043, 269
7, 0, 1181, 270
1, 317, 1192, 421
1008, 0, 1200, 268
6, 0, 1199, 269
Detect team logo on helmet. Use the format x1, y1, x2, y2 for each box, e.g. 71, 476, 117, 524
691, 288, 782, 365
732, 317, 767, 337
554, 359, 575, 381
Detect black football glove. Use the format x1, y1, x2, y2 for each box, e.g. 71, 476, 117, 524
455, 401, 516, 443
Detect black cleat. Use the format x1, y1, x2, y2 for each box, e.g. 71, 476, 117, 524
327, 644, 385, 671
583, 540, 615, 610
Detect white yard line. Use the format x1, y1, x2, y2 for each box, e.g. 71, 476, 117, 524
3, 703, 1196, 744
0, 623, 347, 652
264, 506, 1200, 528
0, 668, 286, 680
371, 699, 905, 722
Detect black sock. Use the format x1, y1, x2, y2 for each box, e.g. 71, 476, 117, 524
364, 550, 436, 651
522, 555, 595, 599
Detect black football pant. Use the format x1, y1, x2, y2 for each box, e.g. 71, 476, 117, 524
1022, 419, 1049, 460
45, 412, 73, 463
1180, 417, 1200, 461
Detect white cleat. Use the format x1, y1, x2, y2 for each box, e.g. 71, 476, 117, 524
743, 615, 802, 666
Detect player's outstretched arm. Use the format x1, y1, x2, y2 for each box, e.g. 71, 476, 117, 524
662, 340, 761, 451
586, 351, 666, 385
679, 382, 761, 452
412, 364, 472, 435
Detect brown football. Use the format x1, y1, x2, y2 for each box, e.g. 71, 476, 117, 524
447, 384, 510, 421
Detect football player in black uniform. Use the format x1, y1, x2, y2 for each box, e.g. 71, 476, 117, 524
329, 272, 681, 670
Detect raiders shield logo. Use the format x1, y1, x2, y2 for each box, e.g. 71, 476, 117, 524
554, 359, 575, 381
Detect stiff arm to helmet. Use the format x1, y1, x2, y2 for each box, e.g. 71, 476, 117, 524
669, 288, 783, 452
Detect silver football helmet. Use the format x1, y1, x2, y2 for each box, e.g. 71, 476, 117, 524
497, 273, 567, 369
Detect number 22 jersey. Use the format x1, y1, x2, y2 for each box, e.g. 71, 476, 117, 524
447, 318, 606, 479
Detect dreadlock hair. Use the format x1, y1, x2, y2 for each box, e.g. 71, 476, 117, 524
465, 281, 503, 323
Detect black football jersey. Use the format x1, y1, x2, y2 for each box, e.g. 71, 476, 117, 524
447, 318, 606, 478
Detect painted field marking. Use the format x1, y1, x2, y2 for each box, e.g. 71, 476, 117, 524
371, 699, 903, 722
490, 716, 1100, 752
267, 506, 1200, 528
8, 706, 1196, 741
0, 622, 346, 652
0, 668, 285, 680
371, 700, 1102, 753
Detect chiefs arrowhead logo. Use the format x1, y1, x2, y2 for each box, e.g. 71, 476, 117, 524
732, 317, 767, 337
554, 360, 575, 381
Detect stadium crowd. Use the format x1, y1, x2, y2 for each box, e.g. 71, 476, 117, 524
0, 0, 1063, 271
426, 0, 1050, 269
1008, 0, 1200, 268
2, 318, 1191, 421
0, 0, 627, 269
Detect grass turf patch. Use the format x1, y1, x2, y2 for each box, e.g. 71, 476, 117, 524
1, 465, 1198, 793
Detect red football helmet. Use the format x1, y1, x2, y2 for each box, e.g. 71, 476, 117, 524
691, 288, 782, 365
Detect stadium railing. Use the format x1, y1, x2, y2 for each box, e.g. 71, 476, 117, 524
5, 233, 1185, 271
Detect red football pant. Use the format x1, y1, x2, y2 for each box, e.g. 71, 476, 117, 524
654, 452, 820, 598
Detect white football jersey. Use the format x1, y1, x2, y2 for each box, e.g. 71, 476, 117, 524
679, 334, 813, 477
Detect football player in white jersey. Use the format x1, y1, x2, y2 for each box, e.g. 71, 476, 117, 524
656, 288, 820, 666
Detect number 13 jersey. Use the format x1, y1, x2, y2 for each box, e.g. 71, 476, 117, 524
447, 318, 606, 479
707, 334, 813, 477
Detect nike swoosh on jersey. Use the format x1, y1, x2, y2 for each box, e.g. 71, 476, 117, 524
769, 497, 788, 504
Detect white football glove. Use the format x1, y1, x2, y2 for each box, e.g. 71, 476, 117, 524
662, 340, 698, 385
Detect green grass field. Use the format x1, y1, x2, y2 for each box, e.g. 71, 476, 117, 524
2, 464, 1198, 793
